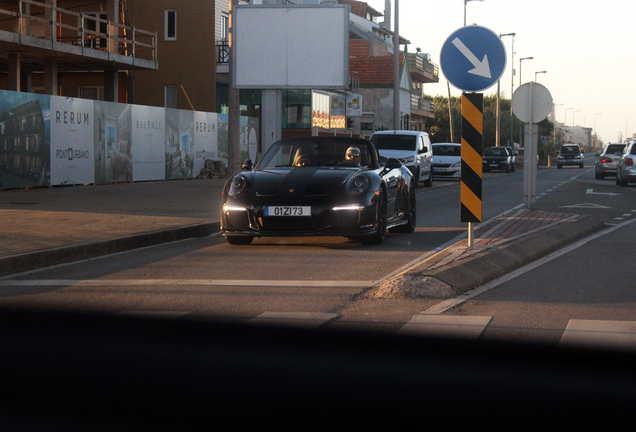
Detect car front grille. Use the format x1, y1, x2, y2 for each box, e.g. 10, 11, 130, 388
260, 217, 315, 232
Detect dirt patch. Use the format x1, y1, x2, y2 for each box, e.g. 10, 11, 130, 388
364, 273, 455, 299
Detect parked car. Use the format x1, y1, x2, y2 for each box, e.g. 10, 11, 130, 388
595, 142, 626, 179
431, 143, 461, 180
370, 130, 433, 187
482, 146, 514, 173
615, 140, 636, 187
221, 136, 417, 245
557, 144, 584, 168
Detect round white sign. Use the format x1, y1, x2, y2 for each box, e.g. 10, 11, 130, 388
512, 82, 553, 123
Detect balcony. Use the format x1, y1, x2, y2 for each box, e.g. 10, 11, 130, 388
0, 0, 157, 71
411, 95, 434, 119
407, 53, 439, 84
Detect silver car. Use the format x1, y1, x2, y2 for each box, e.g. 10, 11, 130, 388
616, 141, 636, 187
595, 143, 626, 179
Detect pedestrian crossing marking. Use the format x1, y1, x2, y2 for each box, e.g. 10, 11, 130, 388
398, 315, 492, 340
559, 319, 636, 350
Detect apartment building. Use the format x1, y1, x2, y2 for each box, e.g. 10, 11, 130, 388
0, 0, 157, 102
127, 0, 217, 112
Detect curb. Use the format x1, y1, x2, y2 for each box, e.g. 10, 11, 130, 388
424, 215, 605, 295
0, 222, 221, 277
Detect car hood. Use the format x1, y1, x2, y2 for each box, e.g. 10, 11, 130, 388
248, 167, 363, 196
377, 149, 415, 159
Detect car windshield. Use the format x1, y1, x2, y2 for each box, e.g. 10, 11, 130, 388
256, 138, 375, 169
370, 134, 417, 151
433, 145, 461, 157
560, 146, 580, 154
483, 148, 508, 157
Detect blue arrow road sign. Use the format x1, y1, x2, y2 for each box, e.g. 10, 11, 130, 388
440, 26, 507, 93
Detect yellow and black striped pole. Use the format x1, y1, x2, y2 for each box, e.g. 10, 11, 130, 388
461, 93, 483, 245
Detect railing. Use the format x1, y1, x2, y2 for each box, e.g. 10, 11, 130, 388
407, 54, 439, 80
0, 0, 157, 63
411, 95, 433, 112
217, 40, 229, 64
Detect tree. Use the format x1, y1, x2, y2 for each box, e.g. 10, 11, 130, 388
423, 93, 553, 160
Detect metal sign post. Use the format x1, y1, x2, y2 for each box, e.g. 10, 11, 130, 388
512, 82, 552, 209
440, 26, 507, 247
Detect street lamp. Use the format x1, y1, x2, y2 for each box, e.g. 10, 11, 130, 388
535, 70, 546, 82
496, 32, 515, 147
519, 57, 533, 85
464, 0, 484, 26
594, 113, 602, 148
627, 117, 632, 143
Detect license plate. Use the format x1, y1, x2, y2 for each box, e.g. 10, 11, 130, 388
264, 206, 311, 217
489, 164, 498, 167
436, 168, 449, 172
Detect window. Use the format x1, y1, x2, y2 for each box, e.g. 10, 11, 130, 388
83, 13, 108, 48
165, 86, 177, 109
222, 13, 229, 42
164, 10, 177, 41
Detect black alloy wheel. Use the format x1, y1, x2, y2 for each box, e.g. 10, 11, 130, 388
389, 182, 416, 234
361, 192, 386, 245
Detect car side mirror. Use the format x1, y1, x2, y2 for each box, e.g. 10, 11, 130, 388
385, 158, 402, 170
241, 159, 253, 170
422, 146, 429, 153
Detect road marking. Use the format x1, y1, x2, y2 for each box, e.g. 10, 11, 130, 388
586, 188, 620, 196
559, 320, 636, 350
560, 203, 611, 209
247, 312, 339, 329
398, 315, 491, 339
423, 218, 636, 315
0, 279, 372, 288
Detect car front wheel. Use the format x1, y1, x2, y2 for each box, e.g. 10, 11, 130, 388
389, 182, 416, 234
361, 192, 386, 245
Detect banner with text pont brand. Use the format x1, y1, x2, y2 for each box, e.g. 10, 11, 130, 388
49, 96, 95, 185
0, 89, 259, 189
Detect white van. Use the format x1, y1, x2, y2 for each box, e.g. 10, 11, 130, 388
370, 130, 433, 187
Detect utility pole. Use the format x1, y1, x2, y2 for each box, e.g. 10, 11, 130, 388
228, 0, 241, 178
393, 0, 400, 130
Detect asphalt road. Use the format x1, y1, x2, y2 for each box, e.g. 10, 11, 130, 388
2, 154, 636, 345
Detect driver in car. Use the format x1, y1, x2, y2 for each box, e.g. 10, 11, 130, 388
345, 146, 361, 166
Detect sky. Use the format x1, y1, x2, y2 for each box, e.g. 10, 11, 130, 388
363, 0, 636, 144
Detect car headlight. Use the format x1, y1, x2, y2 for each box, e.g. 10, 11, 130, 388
399, 156, 415, 164
575, 155, 581, 159
452, 161, 462, 167
345, 175, 370, 196
228, 175, 248, 197
557, 155, 564, 159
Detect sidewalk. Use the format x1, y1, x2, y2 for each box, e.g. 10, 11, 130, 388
0, 179, 227, 276
0, 181, 605, 286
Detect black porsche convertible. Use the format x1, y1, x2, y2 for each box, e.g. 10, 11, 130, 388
220, 136, 417, 245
